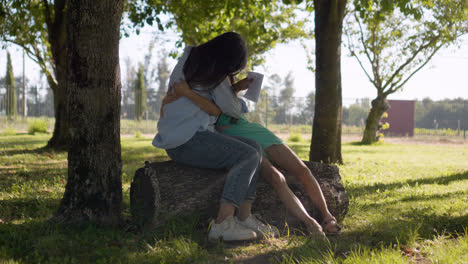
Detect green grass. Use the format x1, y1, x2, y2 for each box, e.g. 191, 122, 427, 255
1, 134, 467, 263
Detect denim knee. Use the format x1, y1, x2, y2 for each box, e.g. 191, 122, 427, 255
244, 144, 261, 164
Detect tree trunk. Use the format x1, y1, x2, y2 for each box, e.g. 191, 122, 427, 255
46, 1, 70, 150
361, 96, 390, 144
54, 0, 124, 225
130, 161, 349, 232
46, 69, 69, 150
310, 0, 347, 164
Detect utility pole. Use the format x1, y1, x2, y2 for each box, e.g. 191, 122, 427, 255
464, 99, 466, 140
22, 49, 27, 118
265, 93, 268, 128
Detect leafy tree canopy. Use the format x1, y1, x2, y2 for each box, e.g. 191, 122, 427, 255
345, 0, 468, 96
126, 0, 308, 66
0, 0, 56, 78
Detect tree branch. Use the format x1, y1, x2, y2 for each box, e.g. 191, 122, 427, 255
384, 42, 445, 96
354, 12, 382, 92
1, 37, 57, 90
351, 51, 378, 88
42, 0, 53, 30
370, 18, 382, 91
355, 13, 374, 74
1, 38, 40, 65
382, 34, 441, 91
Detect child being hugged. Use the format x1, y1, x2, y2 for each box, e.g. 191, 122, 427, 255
172, 60, 342, 239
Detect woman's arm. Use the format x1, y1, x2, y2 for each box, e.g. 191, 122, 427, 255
172, 80, 222, 116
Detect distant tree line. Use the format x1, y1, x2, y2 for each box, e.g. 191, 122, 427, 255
342, 98, 370, 127
415, 98, 468, 130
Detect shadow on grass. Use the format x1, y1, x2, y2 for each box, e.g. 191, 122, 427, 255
0, 135, 49, 149
1, 146, 51, 157
341, 211, 467, 257
347, 170, 468, 196
348, 141, 386, 146
0, 166, 66, 191
0, 220, 140, 263
269, 211, 468, 262
0, 141, 68, 159
0, 197, 61, 222
0, 215, 224, 264
360, 190, 468, 209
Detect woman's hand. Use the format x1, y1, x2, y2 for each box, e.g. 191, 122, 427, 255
232, 77, 253, 94
172, 80, 192, 97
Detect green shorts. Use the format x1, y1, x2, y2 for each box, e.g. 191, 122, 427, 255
216, 113, 283, 152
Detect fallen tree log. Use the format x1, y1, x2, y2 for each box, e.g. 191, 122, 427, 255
130, 160, 349, 233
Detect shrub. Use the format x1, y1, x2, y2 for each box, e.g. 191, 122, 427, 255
27, 119, 48, 135
135, 130, 142, 139
288, 132, 303, 142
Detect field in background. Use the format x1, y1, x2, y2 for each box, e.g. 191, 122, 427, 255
1, 116, 466, 145
1, 134, 467, 263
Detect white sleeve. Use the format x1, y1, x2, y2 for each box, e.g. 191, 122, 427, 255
211, 79, 243, 119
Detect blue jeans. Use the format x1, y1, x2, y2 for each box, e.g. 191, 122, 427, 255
166, 130, 262, 207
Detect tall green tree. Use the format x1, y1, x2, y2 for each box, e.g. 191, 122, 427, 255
54, 0, 124, 225
154, 52, 170, 118
274, 72, 296, 124
283, 0, 347, 163
345, 102, 369, 126
345, 0, 468, 144
284, 0, 436, 162
296, 91, 316, 125
5, 52, 17, 120
0, 0, 69, 149
134, 65, 147, 121
122, 56, 136, 119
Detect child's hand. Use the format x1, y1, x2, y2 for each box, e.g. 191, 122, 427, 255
162, 90, 181, 105
232, 77, 253, 93
172, 80, 192, 96
160, 90, 181, 118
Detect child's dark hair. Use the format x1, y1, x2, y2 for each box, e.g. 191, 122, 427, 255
183, 32, 247, 90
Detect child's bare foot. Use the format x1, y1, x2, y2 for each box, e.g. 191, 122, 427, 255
306, 221, 327, 241
322, 215, 341, 235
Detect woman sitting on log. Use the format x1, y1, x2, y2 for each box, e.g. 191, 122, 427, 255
153, 32, 275, 242
167, 45, 341, 237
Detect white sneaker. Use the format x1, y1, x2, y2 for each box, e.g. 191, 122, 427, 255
208, 216, 257, 241
236, 215, 279, 238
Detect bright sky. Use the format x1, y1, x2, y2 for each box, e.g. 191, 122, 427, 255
1, 26, 467, 106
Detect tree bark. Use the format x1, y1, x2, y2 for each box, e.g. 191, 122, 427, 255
45, 0, 70, 150
361, 95, 390, 144
54, 0, 124, 225
310, 0, 347, 164
130, 161, 349, 232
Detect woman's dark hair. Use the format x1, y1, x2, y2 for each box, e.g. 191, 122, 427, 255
183, 32, 247, 90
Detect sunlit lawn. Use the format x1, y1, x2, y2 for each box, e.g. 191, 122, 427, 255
0, 134, 467, 263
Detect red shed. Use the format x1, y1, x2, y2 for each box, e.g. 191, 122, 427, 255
381, 99, 415, 137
